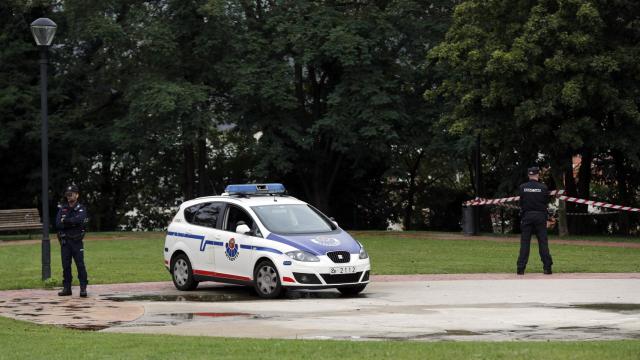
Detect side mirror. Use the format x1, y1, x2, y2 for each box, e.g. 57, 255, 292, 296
236, 224, 251, 234
330, 217, 338, 227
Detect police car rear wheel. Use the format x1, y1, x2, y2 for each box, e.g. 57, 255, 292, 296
254, 260, 282, 299
338, 284, 366, 296
172, 254, 198, 291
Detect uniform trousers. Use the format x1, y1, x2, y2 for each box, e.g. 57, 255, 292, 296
517, 211, 553, 271
61, 239, 88, 287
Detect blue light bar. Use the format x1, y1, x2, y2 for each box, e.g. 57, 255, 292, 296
225, 183, 286, 195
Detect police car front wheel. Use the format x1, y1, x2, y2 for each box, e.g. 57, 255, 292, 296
172, 254, 199, 291
253, 260, 283, 299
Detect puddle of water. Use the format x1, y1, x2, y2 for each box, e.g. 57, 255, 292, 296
570, 303, 640, 313
194, 312, 250, 317
284, 290, 343, 300
105, 293, 256, 302
65, 324, 110, 331
555, 326, 617, 332
364, 330, 483, 341
444, 329, 481, 336
62, 305, 92, 309
160, 312, 250, 320
111, 312, 254, 329
105, 289, 354, 302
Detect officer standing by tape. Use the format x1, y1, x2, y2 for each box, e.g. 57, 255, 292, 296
56, 185, 89, 297
517, 167, 553, 275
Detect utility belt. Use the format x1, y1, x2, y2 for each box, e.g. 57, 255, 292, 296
58, 231, 85, 243
520, 210, 547, 218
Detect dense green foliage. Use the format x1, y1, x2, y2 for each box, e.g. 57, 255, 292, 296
1, 231, 639, 290
1, 1, 639, 233
1, 0, 461, 231
429, 0, 640, 234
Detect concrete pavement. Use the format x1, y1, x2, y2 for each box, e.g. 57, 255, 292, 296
1, 274, 639, 341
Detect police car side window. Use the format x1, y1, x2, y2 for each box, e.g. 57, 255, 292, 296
184, 203, 203, 224
187, 202, 223, 229
224, 205, 255, 232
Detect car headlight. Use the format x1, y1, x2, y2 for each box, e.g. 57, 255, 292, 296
286, 250, 320, 262
359, 246, 369, 259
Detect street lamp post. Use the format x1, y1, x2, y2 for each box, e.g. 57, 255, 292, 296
31, 18, 57, 281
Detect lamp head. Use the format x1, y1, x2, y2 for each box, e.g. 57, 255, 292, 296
30, 18, 57, 46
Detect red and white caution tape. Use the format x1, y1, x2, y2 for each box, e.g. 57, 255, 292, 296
566, 211, 619, 216
465, 190, 640, 213
558, 195, 640, 213
465, 190, 565, 206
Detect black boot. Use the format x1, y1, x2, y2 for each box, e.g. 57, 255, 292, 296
543, 268, 552, 275
80, 285, 87, 298
58, 286, 72, 296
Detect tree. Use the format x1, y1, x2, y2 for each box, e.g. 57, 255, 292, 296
429, 0, 640, 235
0, 1, 58, 222
201, 1, 460, 229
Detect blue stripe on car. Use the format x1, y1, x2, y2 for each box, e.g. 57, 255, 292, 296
168, 231, 204, 240
168, 232, 282, 254
252, 246, 283, 254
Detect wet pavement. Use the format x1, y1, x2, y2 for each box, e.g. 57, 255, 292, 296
1, 274, 640, 341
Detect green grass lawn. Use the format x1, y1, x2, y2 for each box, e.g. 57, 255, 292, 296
0, 232, 639, 290
0, 316, 639, 360
2, 232, 640, 358
363, 235, 640, 274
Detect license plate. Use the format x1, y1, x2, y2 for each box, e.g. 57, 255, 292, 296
330, 266, 356, 274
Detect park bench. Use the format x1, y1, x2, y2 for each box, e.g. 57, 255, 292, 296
0, 209, 42, 237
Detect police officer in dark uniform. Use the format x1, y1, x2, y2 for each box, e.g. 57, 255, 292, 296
517, 167, 553, 275
56, 185, 89, 297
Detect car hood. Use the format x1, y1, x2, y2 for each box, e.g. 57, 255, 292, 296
266, 230, 361, 255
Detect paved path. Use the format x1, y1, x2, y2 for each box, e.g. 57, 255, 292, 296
1, 274, 639, 341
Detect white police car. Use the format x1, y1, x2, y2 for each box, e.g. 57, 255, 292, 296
164, 183, 371, 298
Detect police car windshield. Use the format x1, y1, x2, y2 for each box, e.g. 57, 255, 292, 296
251, 204, 335, 234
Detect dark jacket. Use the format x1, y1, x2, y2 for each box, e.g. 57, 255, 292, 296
519, 180, 549, 214
55, 202, 88, 240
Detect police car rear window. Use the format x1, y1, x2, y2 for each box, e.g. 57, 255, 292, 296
251, 204, 335, 234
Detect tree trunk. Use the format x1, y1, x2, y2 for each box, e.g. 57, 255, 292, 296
183, 143, 195, 200
613, 150, 630, 235
403, 150, 424, 231
573, 149, 593, 234
197, 136, 207, 197
563, 157, 579, 234
550, 158, 569, 236
99, 151, 116, 231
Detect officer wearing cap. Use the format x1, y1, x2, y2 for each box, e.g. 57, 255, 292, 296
517, 167, 553, 275
55, 185, 89, 297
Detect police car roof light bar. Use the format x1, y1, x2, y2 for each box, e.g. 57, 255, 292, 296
225, 183, 286, 195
